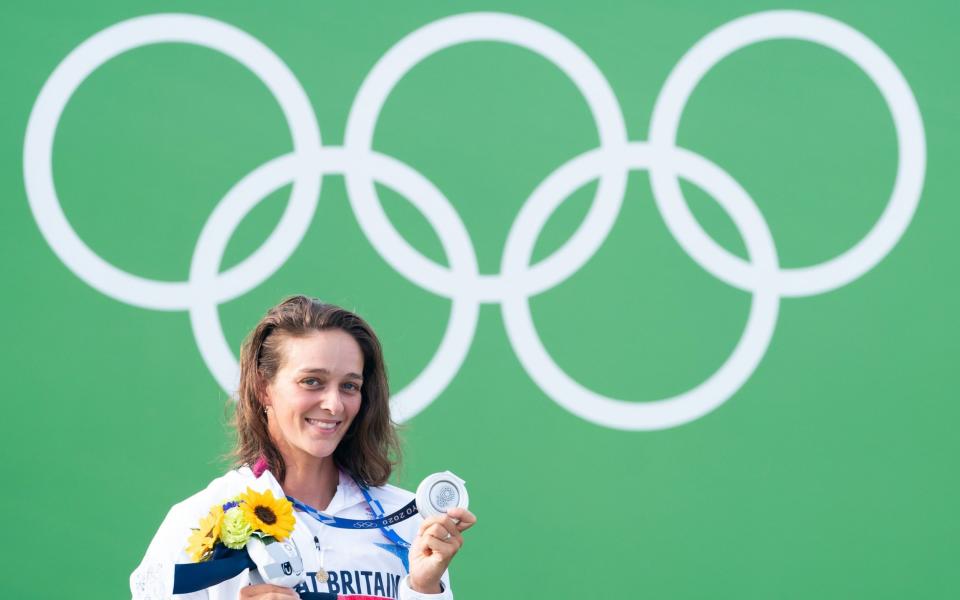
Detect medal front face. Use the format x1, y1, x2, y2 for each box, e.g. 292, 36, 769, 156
429, 481, 460, 512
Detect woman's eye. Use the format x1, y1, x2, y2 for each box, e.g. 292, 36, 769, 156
343, 382, 361, 393
302, 378, 321, 387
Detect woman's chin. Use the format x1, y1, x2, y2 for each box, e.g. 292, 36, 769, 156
294, 439, 341, 460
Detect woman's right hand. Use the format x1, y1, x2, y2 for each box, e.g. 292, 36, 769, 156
239, 583, 299, 599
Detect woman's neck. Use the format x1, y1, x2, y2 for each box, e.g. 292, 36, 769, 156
280, 453, 340, 511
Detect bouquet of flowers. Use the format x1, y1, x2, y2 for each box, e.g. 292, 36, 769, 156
186, 487, 296, 562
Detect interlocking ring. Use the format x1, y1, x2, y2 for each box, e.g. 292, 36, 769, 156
24, 10, 925, 430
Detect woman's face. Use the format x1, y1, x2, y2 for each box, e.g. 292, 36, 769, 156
264, 329, 364, 465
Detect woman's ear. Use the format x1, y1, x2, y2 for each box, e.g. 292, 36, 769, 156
257, 376, 273, 410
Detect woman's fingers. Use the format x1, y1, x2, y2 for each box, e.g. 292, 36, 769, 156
239, 583, 299, 598
417, 516, 464, 545
423, 521, 463, 548
407, 509, 478, 593
446, 507, 477, 531
419, 528, 459, 560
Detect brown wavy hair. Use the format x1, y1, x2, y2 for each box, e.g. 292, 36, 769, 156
232, 295, 400, 486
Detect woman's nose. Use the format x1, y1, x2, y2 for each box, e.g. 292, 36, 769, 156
320, 388, 345, 414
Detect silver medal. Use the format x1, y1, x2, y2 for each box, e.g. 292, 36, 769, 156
415, 471, 469, 519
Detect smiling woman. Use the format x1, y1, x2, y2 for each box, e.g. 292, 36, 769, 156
235, 298, 396, 491
130, 296, 476, 600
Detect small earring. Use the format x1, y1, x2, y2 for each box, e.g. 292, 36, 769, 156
263, 405, 271, 415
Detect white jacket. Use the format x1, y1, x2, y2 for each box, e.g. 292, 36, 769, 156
130, 466, 452, 599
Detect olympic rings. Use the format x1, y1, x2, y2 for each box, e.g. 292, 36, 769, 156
23, 10, 925, 429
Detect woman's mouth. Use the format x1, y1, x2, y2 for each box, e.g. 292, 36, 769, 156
304, 417, 341, 433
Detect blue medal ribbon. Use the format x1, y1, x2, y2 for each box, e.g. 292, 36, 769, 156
288, 476, 413, 571
286, 495, 419, 530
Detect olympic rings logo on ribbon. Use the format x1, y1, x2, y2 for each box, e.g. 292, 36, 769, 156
23, 11, 925, 430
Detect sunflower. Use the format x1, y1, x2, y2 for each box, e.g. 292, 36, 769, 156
239, 487, 295, 541
185, 504, 223, 562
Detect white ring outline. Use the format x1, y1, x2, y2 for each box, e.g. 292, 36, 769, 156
502, 143, 780, 430
187, 149, 480, 423
344, 12, 629, 302
23, 13, 323, 311
649, 10, 926, 297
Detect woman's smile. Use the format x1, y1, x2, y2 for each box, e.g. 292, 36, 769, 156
304, 417, 341, 433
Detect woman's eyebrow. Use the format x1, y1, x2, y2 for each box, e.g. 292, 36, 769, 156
298, 367, 363, 380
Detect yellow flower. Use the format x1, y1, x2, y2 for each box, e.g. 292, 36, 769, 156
239, 487, 295, 541
185, 504, 224, 562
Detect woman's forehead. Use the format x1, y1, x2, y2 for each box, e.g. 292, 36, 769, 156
278, 329, 364, 372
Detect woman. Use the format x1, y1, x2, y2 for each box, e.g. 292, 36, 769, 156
130, 296, 476, 599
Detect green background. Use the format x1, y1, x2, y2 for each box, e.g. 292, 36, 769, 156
2, 1, 957, 597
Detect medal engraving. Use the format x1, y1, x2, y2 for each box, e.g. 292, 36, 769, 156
430, 482, 460, 510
